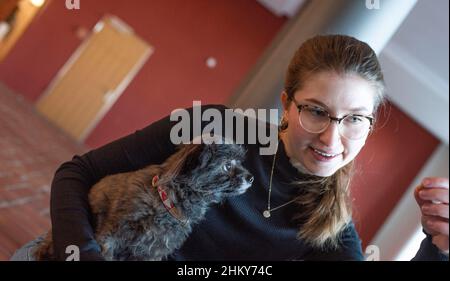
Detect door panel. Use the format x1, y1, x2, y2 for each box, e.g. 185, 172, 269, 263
36, 15, 153, 142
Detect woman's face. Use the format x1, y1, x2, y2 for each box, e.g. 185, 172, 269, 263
281, 71, 376, 177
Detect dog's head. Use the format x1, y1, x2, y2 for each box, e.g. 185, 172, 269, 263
164, 142, 253, 202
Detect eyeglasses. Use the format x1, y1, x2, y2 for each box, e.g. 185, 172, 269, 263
291, 99, 374, 140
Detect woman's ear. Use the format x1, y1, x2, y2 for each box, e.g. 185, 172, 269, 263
281, 91, 290, 111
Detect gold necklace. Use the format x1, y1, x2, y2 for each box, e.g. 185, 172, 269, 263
262, 142, 297, 218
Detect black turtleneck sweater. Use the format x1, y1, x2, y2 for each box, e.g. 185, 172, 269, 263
50, 104, 446, 261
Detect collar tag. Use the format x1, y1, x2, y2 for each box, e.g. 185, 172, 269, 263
151, 175, 187, 225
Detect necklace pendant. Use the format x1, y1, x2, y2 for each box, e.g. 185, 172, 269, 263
263, 210, 271, 218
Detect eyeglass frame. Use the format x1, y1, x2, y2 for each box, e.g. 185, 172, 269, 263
289, 98, 374, 139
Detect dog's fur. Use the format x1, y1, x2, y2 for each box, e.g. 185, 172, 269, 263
34, 143, 253, 260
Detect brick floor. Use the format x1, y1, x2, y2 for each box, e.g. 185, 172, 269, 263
0, 83, 87, 260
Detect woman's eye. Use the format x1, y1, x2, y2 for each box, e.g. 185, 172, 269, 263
310, 108, 327, 117
223, 163, 232, 172
348, 116, 363, 123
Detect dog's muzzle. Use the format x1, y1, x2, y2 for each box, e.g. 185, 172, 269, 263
237, 174, 254, 194
246, 174, 254, 185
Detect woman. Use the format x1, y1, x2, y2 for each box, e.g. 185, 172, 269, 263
11, 34, 448, 260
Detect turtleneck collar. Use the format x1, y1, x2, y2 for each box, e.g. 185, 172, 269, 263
268, 138, 311, 195
276, 137, 313, 177
277, 133, 314, 175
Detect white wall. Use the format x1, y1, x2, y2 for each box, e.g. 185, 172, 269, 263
379, 0, 449, 144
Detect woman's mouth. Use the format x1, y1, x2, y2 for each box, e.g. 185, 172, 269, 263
309, 147, 341, 162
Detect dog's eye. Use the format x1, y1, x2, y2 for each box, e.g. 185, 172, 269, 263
223, 162, 233, 172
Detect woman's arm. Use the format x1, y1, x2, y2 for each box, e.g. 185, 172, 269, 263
50, 104, 228, 260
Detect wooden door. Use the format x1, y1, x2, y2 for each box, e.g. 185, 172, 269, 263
36, 15, 153, 142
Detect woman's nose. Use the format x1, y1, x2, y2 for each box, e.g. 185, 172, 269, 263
319, 121, 343, 148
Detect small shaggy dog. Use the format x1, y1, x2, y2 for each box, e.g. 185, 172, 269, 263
34, 142, 253, 260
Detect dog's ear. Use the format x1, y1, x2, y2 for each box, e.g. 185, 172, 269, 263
198, 142, 217, 168
164, 144, 203, 179
180, 142, 218, 171
181, 144, 204, 172
163, 141, 222, 179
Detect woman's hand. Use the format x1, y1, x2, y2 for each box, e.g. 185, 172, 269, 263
414, 177, 449, 254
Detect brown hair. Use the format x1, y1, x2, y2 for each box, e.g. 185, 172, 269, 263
282, 34, 386, 249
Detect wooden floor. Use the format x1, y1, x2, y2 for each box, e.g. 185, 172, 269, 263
0, 83, 87, 260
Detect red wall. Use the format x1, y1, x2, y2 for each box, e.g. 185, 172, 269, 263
0, 0, 285, 147
0, 0, 440, 251
351, 103, 439, 246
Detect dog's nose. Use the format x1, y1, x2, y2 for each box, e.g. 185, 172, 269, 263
246, 174, 254, 184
